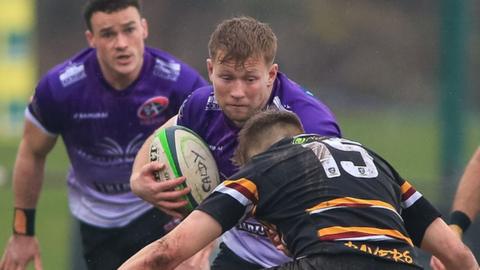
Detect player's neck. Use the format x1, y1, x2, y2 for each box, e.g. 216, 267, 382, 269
101, 62, 143, 91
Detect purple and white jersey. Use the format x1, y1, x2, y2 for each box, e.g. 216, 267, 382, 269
177, 72, 341, 267
27, 47, 207, 228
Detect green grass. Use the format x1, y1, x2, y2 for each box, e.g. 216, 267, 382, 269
340, 110, 479, 198
0, 110, 478, 268
0, 139, 70, 270
0, 187, 69, 270
337, 110, 441, 200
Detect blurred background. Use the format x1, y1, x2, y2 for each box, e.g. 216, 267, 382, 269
0, 0, 478, 269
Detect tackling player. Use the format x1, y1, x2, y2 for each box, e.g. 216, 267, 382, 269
121, 110, 479, 270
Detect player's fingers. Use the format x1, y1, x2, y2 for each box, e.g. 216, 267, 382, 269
430, 256, 446, 270
0, 254, 6, 270
158, 199, 188, 209
147, 176, 187, 195
159, 176, 187, 188
157, 187, 191, 201
2, 256, 14, 270
142, 162, 166, 175
34, 254, 42, 270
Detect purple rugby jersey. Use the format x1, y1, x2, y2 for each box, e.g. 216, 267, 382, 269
26, 47, 207, 227
177, 72, 341, 267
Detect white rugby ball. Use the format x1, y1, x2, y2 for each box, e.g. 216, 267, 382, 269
149, 125, 220, 213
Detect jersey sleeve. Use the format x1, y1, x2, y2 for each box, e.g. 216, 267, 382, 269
196, 178, 258, 233
372, 150, 441, 246
288, 88, 341, 137
171, 67, 208, 110
296, 94, 342, 137
398, 179, 441, 246
176, 86, 211, 131
191, 75, 209, 92
26, 75, 63, 135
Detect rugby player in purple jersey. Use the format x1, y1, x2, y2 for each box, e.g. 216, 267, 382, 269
129, 17, 341, 269
0, 1, 208, 269
122, 110, 479, 270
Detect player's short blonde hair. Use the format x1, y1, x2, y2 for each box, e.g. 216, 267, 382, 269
208, 16, 277, 67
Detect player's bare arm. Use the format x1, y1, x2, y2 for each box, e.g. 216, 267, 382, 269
119, 210, 221, 270
430, 148, 480, 270
0, 120, 57, 270
450, 147, 480, 235
421, 217, 478, 270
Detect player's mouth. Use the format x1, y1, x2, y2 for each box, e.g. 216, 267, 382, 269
227, 103, 247, 108
226, 104, 250, 113
116, 54, 133, 65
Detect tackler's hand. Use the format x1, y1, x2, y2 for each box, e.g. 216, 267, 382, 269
263, 222, 291, 257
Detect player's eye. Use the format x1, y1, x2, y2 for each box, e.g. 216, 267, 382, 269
101, 31, 115, 38
124, 27, 135, 34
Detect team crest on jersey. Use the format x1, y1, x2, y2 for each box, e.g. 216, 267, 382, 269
153, 58, 181, 81
59, 63, 86, 87
292, 134, 323, 145
137, 96, 169, 123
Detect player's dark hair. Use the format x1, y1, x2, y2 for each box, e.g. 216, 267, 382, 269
83, 0, 142, 31
233, 110, 304, 166
208, 16, 277, 67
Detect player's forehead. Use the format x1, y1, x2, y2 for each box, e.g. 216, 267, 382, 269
89, 6, 141, 33
213, 53, 267, 74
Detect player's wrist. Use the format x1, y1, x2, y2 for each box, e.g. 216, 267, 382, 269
12, 208, 36, 236
449, 210, 471, 235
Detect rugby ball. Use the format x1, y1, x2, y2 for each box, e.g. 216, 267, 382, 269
149, 125, 220, 213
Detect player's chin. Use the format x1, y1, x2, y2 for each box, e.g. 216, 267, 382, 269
225, 111, 250, 126
113, 64, 137, 76
113, 58, 140, 72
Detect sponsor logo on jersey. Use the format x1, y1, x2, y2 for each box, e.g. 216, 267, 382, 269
153, 58, 181, 81
292, 134, 323, 145
137, 96, 169, 120
205, 95, 221, 111
208, 144, 224, 152
73, 112, 108, 120
93, 182, 131, 194
236, 220, 267, 237
75, 134, 144, 166
59, 63, 87, 87
344, 241, 414, 264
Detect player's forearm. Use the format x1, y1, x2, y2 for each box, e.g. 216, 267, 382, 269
12, 141, 47, 208
451, 148, 480, 221
440, 245, 479, 270
422, 218, 479, 269
119, 238, 183, 270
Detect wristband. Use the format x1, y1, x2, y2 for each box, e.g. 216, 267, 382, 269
12, 208, 36, 236
449, 210, 471, 233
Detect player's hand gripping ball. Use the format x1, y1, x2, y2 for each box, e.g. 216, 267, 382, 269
149, 125, 220, 213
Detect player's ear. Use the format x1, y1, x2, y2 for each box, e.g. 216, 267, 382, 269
206, 59, 214, 82
85, 30, 95, 48
141, 18, 148, 39
267, 63, 278, 86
